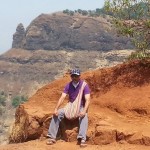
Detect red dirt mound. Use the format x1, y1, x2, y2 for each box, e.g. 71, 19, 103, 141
3, 60, 150, 150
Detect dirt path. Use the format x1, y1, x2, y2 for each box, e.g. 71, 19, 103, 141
1, 139, 150, 150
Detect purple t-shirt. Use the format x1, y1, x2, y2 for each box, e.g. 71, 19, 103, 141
63, 80, 90, 106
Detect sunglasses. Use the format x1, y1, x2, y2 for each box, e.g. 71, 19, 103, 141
71, 74, 80, 78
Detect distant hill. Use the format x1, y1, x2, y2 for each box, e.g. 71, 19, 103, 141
12, 12, 133, 51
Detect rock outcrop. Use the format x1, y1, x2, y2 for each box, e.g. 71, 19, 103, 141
12, 23, 25, 49
9, 60, 150, 146
12, 13, 133, 51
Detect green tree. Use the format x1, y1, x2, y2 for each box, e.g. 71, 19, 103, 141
104, 0, 150, 56
81, 10, 88, 16
77, 9, 82, 14
69, 10, 74, 16
63, 9, 70, 14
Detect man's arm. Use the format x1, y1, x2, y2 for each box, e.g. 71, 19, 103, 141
54, 92, 67, 116
79, 93, 90, 117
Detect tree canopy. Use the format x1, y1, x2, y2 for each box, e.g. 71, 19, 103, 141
104, 0, 150, 52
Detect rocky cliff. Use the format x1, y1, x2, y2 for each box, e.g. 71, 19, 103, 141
12, 13, 133, 51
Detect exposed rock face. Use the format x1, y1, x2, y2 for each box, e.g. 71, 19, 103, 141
12, 13, 133, 51
9, 60, 150, 146
12, 23, 25, 48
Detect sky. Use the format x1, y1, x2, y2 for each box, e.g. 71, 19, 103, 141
0, 0, 105, 54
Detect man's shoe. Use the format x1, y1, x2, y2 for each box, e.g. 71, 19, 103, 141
77, 138, 81, 145
46, 138, 56, 145
80, 139, 87, 148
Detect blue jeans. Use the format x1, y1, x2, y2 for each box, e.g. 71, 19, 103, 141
47, 108, 88, 141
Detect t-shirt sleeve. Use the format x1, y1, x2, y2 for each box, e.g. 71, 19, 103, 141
63, 83, 69, 94
83, 84, 90, 95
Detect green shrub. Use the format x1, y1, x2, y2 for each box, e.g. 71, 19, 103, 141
0, 92, 6, 106
0, 106, 5, 115
12, 95, 28, 108
128, 50, 150, 61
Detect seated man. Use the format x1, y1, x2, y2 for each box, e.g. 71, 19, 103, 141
46, 69, 91, 147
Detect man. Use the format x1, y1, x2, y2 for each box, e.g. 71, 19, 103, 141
47, 69, 91, 147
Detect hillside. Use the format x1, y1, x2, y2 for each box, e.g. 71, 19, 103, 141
12, 13, 133, 51
0, 48, 133, 97
0, 11, 135, 145
0, 59, 149, 150
0, 12, 135, 98
0, 48, 133, 144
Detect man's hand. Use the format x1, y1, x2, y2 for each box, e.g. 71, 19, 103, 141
79, 110, 86, 118
79, 94, 90, 118
54, 109, 58, 116
53, 93, 67, 116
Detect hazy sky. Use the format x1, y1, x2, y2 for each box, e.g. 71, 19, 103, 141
0, 0, 105, 54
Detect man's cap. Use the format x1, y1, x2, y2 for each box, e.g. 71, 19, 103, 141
70, 69, 81, 76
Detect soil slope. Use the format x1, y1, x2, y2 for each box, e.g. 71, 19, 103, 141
1, 59, 150, 150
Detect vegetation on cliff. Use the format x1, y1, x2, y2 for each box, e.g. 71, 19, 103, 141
104, 0, 150, 60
